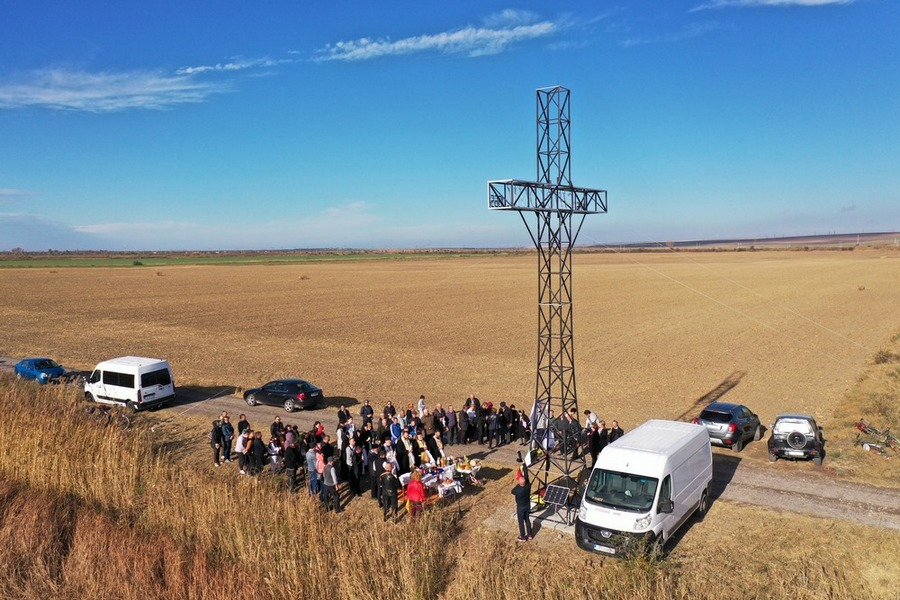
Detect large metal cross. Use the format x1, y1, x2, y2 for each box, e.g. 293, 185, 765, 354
488, 86, 607, 512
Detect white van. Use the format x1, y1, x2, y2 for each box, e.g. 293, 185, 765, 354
84, 356, 175, 411
575, 419, 712, 556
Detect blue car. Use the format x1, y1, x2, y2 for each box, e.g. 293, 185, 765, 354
15, 358, 66, 383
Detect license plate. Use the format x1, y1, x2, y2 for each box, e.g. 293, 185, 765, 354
593, 544, 615, 555
787, 451, 805, 457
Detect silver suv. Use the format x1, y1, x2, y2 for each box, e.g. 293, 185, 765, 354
693, 402, 762, 452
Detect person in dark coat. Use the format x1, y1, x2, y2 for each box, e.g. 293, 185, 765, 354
249, 431, 267, 475
345, 438, 363, 496
270, 416, 285, 442
458, 409, 469, 445
337, 404, 351, 425
283, 440, 302, 493
210, 420, 224, 466
237, 414, 250, 436
446, 407, 458, 446
475, 405, 487, 444
597, 420, 609, 455
588, 423, 602, 466
383, 401, 397, 419
427, 431, 446, 463
511, 469, 533, 541
371, 448, 387, 505
487, 411, 500, 449
360, 399, 375, 426
609, 420, 625, 443
220, 416, 235, 462
380, 463, 401, 522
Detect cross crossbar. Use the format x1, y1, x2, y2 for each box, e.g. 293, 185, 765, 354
488, 180, 607, 214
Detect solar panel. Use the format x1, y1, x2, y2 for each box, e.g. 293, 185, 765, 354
543, 484, 570, 507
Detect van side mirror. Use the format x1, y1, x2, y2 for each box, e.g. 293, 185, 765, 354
658, 499, 674, 514
89, 372, 100, 384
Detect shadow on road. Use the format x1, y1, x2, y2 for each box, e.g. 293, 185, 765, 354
319, 395, 359, 412
710, 452, 741, 500
172, 385, 239, 407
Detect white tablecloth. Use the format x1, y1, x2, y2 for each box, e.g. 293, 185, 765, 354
400, 465, 456, 490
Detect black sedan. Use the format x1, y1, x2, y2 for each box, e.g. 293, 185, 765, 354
692, 401, 762, 452
243, 379, 324, 413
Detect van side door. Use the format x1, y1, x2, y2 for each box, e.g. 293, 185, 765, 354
657, 475, 673, 538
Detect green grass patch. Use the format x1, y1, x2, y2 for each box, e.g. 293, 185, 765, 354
0, 251, 514, 269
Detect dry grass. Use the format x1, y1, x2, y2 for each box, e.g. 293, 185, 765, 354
825, 334, 900, 482
1, 379, 898, 598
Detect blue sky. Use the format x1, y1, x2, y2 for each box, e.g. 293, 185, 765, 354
1, 1, 897, 250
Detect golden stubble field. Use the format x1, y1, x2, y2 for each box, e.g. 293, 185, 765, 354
2, 249, 899, 431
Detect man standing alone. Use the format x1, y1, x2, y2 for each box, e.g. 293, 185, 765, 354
511, 470, 533, 542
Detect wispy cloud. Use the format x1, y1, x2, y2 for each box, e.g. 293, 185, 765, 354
0, 189, 35, 203
314, 11, 559, 62
622, 22, 720, 47
692, 0, 855, 11
70, 201, 385, 250
176, 56, 295, 75
0, 213, 101, 250
0, 68, 229, 112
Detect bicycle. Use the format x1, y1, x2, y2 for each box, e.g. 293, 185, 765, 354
85, 404, 132, 430
853, 419, 898, 457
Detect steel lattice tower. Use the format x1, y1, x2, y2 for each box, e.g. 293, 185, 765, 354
488, 86, 607, 507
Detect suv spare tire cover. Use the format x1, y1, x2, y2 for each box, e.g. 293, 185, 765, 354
787, 431, 806, 449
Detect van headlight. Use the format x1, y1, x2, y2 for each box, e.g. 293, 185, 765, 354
634, 514, 652, 529
578, 506, 586, 522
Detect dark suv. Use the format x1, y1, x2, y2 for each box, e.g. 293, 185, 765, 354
692, 402, 762, 452
767, 414, 825, 466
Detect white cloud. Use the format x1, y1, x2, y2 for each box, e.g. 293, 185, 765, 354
481, 9, 541, 28
68, 201, 386, 250
314, 18, 559, 62
176, 56, 295, 75
0, 68, 229, 112
0, 189, 36, 203
692, 0, 855, 11
622, 21, 720, 47
0, 213, 101, 250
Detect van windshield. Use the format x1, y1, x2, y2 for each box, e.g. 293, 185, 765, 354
583, 469, 659, 513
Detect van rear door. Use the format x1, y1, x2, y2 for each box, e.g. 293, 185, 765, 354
140, 367, 173, 405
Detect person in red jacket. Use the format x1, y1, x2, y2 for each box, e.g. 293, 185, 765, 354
406, 469, 427, 522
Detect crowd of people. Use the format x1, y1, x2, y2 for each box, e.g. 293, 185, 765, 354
207, 395, 626, 529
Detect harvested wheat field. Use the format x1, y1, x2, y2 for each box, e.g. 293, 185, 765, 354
2, 248, 900, 599
2, 249, 898, 428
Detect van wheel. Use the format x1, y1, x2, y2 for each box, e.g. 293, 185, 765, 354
753, 425, 762, 442
283, 399, 295, 413
813, 456, 823, 466
768, 451, 778, 462
245, 394, 257, 407
649, 533, 665, 558
732, 437, 744, 453
127, 402, 138, 413
85, 392, 95, 402
697, 490, 709, 519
